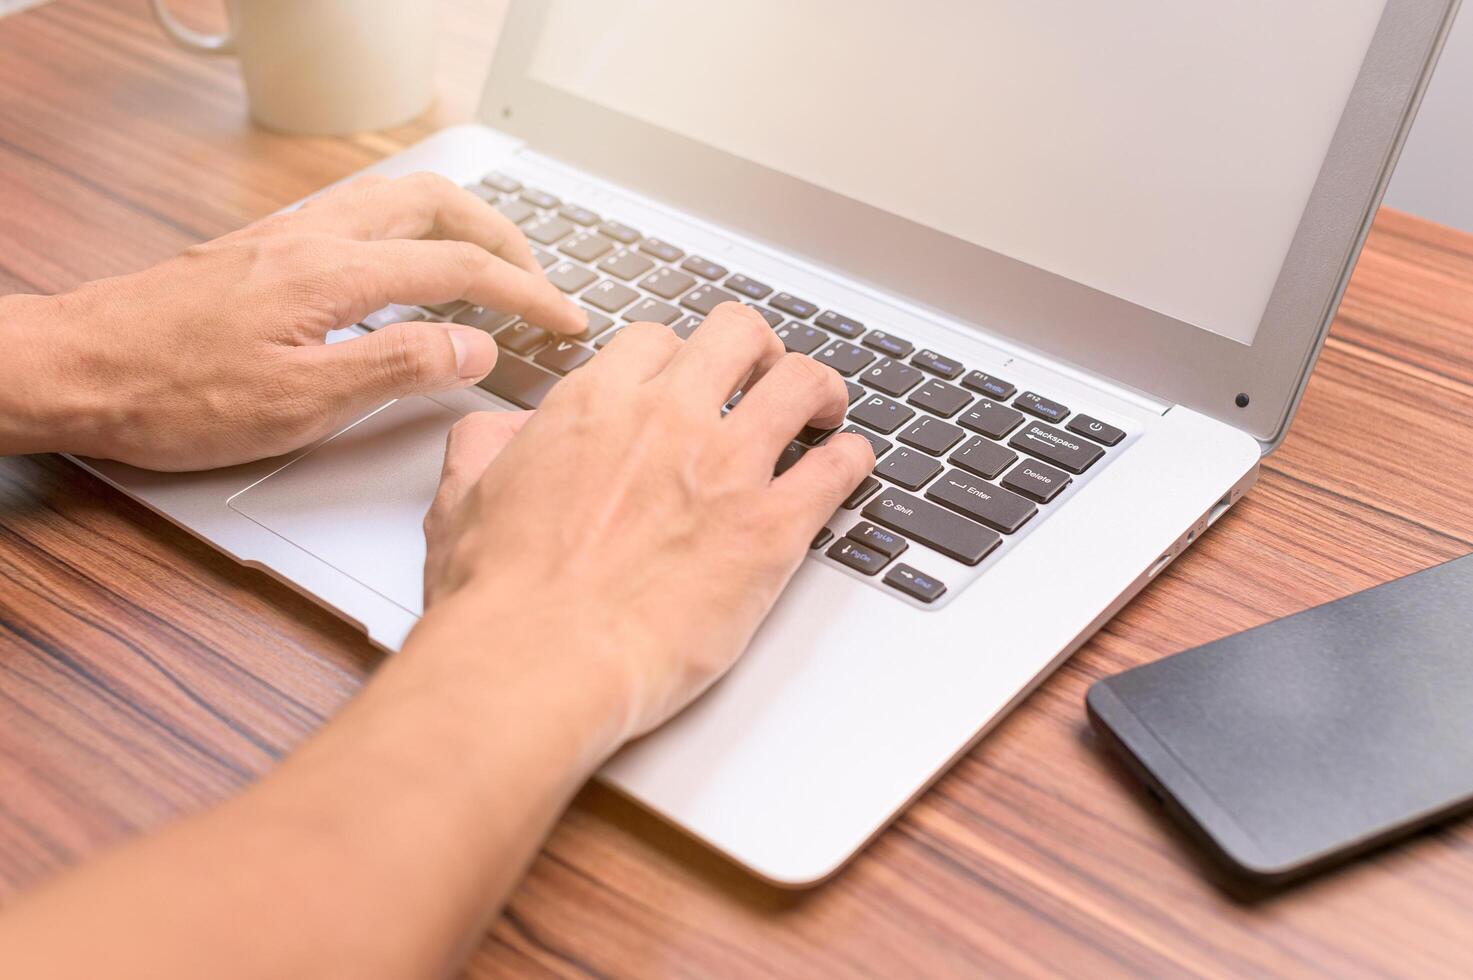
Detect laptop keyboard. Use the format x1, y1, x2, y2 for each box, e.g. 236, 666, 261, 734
360, 171, 1134, 608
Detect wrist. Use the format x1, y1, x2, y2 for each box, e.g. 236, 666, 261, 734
0, 290, 110, 457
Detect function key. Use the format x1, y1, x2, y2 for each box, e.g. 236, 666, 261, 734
558, 232, 612, 263
846, 521, 908, 559
827, 538, 891, 575
1008, 421, 1104, 474
910, 349, 964, 380
862, 331, 914, 358
958, 399, 1025, 439
639, 238, 685, 261
883, 564, 947, 603
961, 371, 1016, 400
1066, 414, 1126, 446
770, 292, 818, 318
557, 203, 600, 226
481, 172, 521, 194
520, 187, 560, 209
1001, 458, 1071, 503
598, 220, 641, 244
815, 339, 877, 377
816, 310, 865, 339
776, 322, 828, 354
1014, 390, 1069, 423
495, 199, 536, 225
907, 379, 972, 418
725, 274, 772, 300
680, 255, 728, 280
681, 283, 741, 315
747, 305, 783, 328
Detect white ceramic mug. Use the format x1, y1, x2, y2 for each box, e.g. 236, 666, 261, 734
149, 0, 436, 136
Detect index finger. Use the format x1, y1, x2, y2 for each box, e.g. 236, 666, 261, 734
287, 172, 545, 276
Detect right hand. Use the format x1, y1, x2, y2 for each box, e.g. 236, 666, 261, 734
410, 303, 875, 743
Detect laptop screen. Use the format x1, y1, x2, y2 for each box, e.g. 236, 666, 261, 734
525, 0, 1387, 346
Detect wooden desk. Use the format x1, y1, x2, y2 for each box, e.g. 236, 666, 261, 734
3, 2, 1472, 975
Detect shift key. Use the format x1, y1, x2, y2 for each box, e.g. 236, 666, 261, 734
862, 489, 1001, 565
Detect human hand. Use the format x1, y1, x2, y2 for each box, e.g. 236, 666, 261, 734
0, 172, 583, 471
412, 303, 875, 744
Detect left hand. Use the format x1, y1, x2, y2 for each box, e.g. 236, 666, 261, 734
0, 172, 583, 471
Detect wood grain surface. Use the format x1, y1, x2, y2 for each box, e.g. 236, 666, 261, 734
3, 2, 1473, 976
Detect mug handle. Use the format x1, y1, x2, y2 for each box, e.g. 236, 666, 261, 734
148, 0, 236, 55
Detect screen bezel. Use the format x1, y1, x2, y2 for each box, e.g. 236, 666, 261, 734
479, 0, 1459, 445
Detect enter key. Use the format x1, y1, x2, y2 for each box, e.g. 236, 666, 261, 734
925, 469, 1037, 534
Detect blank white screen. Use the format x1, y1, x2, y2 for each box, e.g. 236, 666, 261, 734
529, 1, 1386, 344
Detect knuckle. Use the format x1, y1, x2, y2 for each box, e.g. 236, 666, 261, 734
406, 170, 457, 199
781, 351, 831, 389
384, 326, 444, 387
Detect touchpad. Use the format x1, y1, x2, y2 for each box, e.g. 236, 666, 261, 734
229, 397, 462, 616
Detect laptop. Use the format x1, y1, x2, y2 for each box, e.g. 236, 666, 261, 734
76, 0, 1458, 885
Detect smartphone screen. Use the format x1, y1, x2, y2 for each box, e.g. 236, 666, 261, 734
1088, 553, 1473, 884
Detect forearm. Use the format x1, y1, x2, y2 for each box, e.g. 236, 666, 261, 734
0, 596, 627, 980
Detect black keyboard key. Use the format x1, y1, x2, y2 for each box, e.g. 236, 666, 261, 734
522, 214, 576, 245
897, 416, 965, 455
884, 564, 947, 603
815, 339, 876, 377
862, 330, 914, 358
481, 172, 521, 194
1015, 390, 1070, 423
926, 469, 1036, 534
849, 392, 914, 433
843, 475, 881, 510
840, 424, 891, 459
520, 188, 560, 209
862, 490, 1001, 566
494, 321, 549, 355
844, 381, 866, 405
622, 297, 681, 325
557, 203, 599, 226
810, 527, 834, 550
531, 248, 557, 269
495, 199, 537, 224
796, 424, 837, 446
468, 182, 500, 204
816, 310, 865, 339
958, 399, 1026, 439
422, 299, 468, 317
910, 349, 965, 380
724, 273, 772, 300
875, 447, 942, 491
575, 308, 615, 342
546, 260, 598, 294
670, 314, 703, 339
776, 322, 828, 354
534, 339, 595, 375
962, 371, 1016, 400
1001, 458, 1071, 503
360, 303, 428, 330
598, 248, 655, 281
907, 379, 972, 417
478, 354, 560, 408
680, 255, 727, 280
638, 237, 684, 261
452, 305, 517, 333
1008, 421, 1104, 474
846, 521, 908, 559
582, 279, 640, 313
1066, 414, 1126, 446
681, 284, 741, 315
948, 437, 1017, 480
639, 267, 697, 300
775, 441, 807, 476
598, 220, 641, 244
747, 305, 783, 328
861, 358, 924, 397
558, 232, 614, 263
827, 538, 891, 575
770, 292, 818, 318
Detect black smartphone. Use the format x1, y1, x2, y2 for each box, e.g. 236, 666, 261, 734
1088, 553, 1473, 886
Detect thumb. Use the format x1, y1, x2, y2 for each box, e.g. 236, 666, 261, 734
321, 319, 500, 408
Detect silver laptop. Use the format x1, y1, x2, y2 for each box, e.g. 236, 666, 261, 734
77, 0, 1458, 885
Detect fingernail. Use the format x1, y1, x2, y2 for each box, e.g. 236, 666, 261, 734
449, 327, 497, 381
